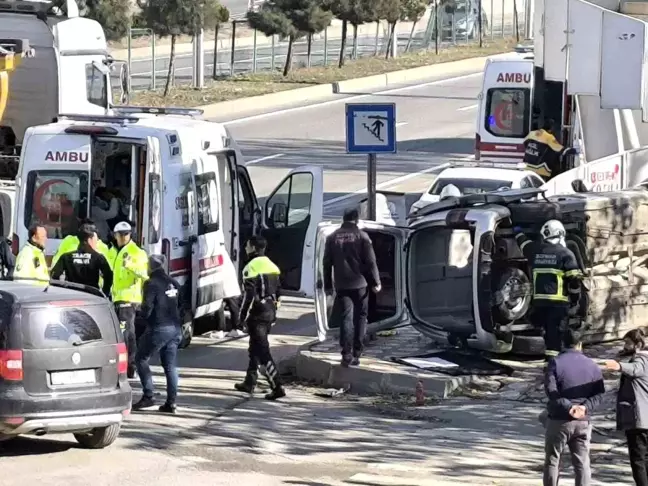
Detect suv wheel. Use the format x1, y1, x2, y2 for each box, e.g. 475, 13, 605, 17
493, 267, 532, 323
74, 424, 121, 449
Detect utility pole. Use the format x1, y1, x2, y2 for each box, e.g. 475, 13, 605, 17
524, 0, 534, 40
192, 29, 205, 89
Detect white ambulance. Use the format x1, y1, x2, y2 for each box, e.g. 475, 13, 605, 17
475, 51, 534, 162
12, 108, 323, 344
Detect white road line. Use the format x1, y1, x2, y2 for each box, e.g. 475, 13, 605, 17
457, 103, 479, 111
396, 121, 408, 127
322, 154, 473, 207
246, 153, 285, 165
223, 72, 482, 125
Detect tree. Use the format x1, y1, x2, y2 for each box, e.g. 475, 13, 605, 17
400, 0, 427, 52
248, 0, 332, 76
377, 0, 401, 59
140, 0, 226, 96
327, 0, 377, 67
211, 5, 230, 79
50, 0, 132, 41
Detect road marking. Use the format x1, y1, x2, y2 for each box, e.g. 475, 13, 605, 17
246, 153, 285, 165
457, 103, 479, 111
396, 122, 408, 127
322, 154, 473, 208
222, 72, 483, 125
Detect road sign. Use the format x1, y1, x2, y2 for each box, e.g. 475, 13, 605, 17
345, 103, 396, 154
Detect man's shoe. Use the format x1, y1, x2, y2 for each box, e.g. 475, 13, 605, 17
132, 396, 155, 410
127, 366, 137, 379
351, 357, 360, 366
159, 403, 177, 414
265, 387, 286, 401
227, 329, 246, 338
210, 330, 225, 340
234, 382, 255, 393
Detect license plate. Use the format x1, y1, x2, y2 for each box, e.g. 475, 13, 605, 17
51, 369, 96, 385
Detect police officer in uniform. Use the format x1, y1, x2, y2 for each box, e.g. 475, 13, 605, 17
234, 236, 286, 401
515, 220, 583, 360
111, 222, 148, 378
51, 218, 111, 268
523, 119, 578, 181
15, 224, 49, 282
51, 223, 113, 295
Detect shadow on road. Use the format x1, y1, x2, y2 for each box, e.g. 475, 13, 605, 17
0, 436, 77, 456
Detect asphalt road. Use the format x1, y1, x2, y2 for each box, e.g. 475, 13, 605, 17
216, 70, 483, 218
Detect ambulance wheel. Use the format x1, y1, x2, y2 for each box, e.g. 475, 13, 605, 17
493, 267, 532, 324
179, 321, 193, 349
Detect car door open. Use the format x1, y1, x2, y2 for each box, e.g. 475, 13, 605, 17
262, 166, 323, 298
142, 136, 162, 253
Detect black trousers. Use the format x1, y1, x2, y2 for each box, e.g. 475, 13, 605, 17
333, 287, 369, 361
530, 304, 568, 358
245, 318, 281, 389
627, 429, 648, 486
225, 297, 241, 331
115, 302, 139, 369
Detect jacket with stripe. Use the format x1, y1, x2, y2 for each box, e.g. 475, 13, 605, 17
239, 254, 281, 324
523, 129, 570, 180
516, 233, 582, 306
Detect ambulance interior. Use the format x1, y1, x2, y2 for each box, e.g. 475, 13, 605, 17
90, 140, 144, 242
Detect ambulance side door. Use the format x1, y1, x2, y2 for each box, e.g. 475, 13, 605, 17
189, 149, 241, 318
142, 136, 163, 254
262, 166, 323, 298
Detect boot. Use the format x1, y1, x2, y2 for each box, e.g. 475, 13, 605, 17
265, 386, 286, 401
234, 381, 255, 393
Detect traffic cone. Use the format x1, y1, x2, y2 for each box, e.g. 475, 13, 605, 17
415, 380, 425, 406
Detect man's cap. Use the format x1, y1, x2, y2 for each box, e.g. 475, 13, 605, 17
149, 254, 167, 273
113, 222, 132, 233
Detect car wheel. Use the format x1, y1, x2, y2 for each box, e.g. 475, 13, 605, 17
493, 267, 532, 323
74, 424, 121, 449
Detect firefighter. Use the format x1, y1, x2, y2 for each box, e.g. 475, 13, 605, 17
234, 235, 286, 401
14, 224, 49, 282
111, 221, 149, 378
523, 119, 578, 181
514, 220, 582, 360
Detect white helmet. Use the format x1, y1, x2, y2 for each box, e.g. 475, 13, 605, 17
541, 219, 566, 244
439, 183, 461, 200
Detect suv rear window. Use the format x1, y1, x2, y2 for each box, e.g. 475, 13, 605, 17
20, 304, 117, 349
429, 178, 513, 195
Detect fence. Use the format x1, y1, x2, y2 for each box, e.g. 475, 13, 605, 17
123, 0, 525, 92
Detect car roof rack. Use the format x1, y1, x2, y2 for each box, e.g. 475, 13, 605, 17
10, 277, 107, 299
113, 106, 205, 117
56, 113, 140, 125
447, 159, 527, 170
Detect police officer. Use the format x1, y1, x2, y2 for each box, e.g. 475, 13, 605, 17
133, 255, 184, 413
51, 218, 111, 268
111, 221, 148, 378
15, 224, 49, 282
51, 223, 113, 296
234, 236, 286, 401
523, 119, 578, 181
515, 220, 582, 360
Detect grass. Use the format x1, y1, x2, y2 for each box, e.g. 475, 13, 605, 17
125, 37, 518, 108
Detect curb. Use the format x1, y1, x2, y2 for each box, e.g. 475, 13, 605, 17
199, 55, 492, 119
295, 349, 474, 398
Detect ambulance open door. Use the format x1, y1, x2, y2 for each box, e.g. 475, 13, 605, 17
142, 136, 162, 254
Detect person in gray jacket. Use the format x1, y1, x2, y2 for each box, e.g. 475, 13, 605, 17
605, 329, 648, 486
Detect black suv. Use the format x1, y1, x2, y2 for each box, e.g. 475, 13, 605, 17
0, 280, 132, 448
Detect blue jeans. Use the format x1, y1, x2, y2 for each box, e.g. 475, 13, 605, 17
136, 324, 182, 404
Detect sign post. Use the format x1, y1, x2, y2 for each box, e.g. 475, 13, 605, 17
345, 103, 397, 221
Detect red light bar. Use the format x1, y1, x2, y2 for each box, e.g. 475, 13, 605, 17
64, 126, 118, 135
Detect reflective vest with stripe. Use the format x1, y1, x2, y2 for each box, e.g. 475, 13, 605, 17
15, 242, 49, 282
111, 241, 148, 303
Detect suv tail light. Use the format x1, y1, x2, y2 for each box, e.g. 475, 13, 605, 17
116, 343, 128, 375
11, 233, 18, 256
0, 350, 23, 381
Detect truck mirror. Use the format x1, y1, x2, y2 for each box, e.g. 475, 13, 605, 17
269, 202, 287, 228
571, 179, 588, 193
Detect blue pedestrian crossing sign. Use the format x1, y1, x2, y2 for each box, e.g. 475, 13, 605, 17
345, 103, 397, 154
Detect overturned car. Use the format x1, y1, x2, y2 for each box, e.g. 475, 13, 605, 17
314, 188, 648, 354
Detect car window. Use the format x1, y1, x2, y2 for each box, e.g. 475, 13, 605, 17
529, 176, 544, 188
484, 88, 530, 138
24, 170, 90, 239
194, 171, 219, 235
519, 177, 530, 189
265, 172, 313, 228
429, 178, 513, 195
86, 63, 107, 108
20, 304, 118, 349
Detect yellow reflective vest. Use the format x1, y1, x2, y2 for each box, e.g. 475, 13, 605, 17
15, 242, 49, 282
111, 240, 148, 303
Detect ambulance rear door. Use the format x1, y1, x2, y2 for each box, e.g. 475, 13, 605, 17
141, 136, 163, 254
188, 149, 241, 318
476, 58, 533, 162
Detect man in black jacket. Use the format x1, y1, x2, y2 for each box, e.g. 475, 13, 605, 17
133, 255, 184, 413
323, 208, 381, 367
543, 328, 605, 486
51, 223, 113, 296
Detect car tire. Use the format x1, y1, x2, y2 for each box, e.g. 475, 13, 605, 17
493, 267, 532, 323
74, 424, 121, 449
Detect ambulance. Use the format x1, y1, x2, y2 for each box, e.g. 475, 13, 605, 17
12, 108, 324, 345
475, 50, 534, 162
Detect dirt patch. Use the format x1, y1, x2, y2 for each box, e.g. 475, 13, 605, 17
124, 38, 518, 108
